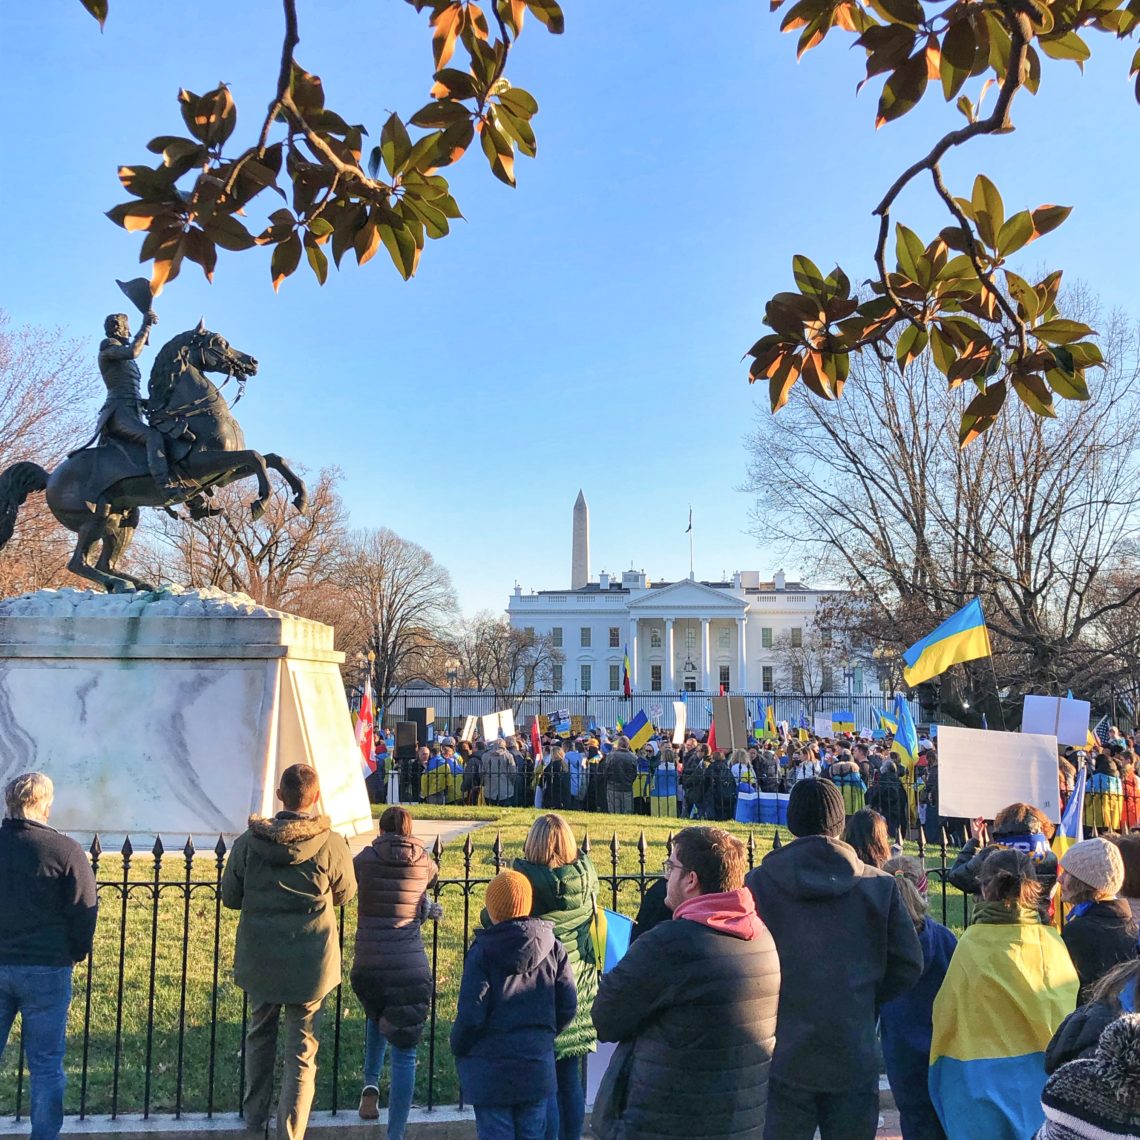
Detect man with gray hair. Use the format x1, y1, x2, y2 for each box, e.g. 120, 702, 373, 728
0, 772, 99, 1140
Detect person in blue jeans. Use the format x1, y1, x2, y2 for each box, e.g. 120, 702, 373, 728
451, 870, 576, 1140
0, 772, 98, 1140
351, 806, 439, 1138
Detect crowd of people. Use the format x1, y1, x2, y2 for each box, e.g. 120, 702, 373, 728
3, 742, 1140, 1140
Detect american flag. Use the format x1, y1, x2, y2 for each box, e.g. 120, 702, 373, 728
1093, 715, 1111, 746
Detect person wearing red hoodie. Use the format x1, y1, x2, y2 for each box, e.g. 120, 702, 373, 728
591, 826, 780, 1140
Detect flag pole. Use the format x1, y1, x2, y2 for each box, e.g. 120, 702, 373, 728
687, 505, 694, 579
983, 622, 1008, 731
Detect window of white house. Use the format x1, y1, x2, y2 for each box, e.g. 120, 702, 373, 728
718, 628, 731, 649
791, 627, 803, 648
761, 627, 773, 648
551, 627, 563, 648
552, 664, 563, 689
609, 664, 620, 691
580, 664, 591, 691
609, 627, 620, 648
650, 628, 662, 649
580, 627, 591, 648
792, 665, 804, 690
685, 627, 696, 654
822, 666, 835, 691
651, 665, 662, 691
719, 665, 731, 690
762, 666, 774, 692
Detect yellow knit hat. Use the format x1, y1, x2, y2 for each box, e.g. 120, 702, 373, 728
485, 870, 533, 923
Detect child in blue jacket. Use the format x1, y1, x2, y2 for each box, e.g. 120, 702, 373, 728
451, 870, 577, 1140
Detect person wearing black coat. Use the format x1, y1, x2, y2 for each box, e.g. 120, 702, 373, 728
351, 807, 439, 1135
451, 871, 576, 1140
591, 826, 780, 1140
746, 779, 923, 1140
1045, 958, 1140, 1072
1058, 838, 1139, 1004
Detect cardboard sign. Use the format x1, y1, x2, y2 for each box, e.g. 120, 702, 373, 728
1021, 695, 1091, 748
571, 715, 586, 734
537, 714, 550, 733
813, 714, 833, 738
672, 701, 687, 745
479, 709, 517, 741
458, 716, 478, 743
712, 695, 750, 751
937, 725, 1061, 823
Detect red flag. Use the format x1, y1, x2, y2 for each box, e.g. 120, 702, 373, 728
707, 718, 717, 751
355, 684, 375, 774
531, 717, 543, 764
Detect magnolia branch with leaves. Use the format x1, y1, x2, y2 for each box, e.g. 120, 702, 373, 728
78, 0, 563, 292
746, 0, 1140, 443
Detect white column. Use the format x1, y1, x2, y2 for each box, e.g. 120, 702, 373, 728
700, 618, 711, 691
665, 618, 675, 690
629, 619, 639, 690
737, 617, 747, 691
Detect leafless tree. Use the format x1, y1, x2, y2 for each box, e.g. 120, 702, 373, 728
334, 527, 458, 721
452, 611, 564, 711
744, 298, 1140, 725
0, 313, 97, 593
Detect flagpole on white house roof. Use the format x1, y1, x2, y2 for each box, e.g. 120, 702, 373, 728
686, 506, 694, 579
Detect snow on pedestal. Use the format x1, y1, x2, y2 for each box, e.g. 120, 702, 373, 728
0, 587, 373, 846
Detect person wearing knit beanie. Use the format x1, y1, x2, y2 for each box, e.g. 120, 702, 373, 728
786, 777, 846, 839
1060, 840, 1139, 1004
485, 869, 533, 924
1062, 838, 1125, 899
1035, 1013, 1140, 1138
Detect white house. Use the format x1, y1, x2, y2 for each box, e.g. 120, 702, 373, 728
506, 494, 871, 695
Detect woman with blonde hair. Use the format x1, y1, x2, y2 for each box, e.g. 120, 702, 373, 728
879, 855, 957, 1140
496, 813, 599, 1140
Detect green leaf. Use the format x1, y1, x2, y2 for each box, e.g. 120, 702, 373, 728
524, 0, 564, 32
792, 255, 826, 295
876, 51, 928, 127
996, 210, 1034, 257
1033, 318, 1095, 345
1012, 373, 1056, 417
930, 324, 957, 376
940, 17, 977, 100
380, 113, 412, 176
271, 232, 302, 292
1039, 31, 1091, 65
971, 174, 1004, 249
409, 100, 472, 129
895, 224, 925, 281
498, 87, 539, 117
1044, 365, 1091, 400
303, 234, 329, 285
895, 322, 928, 373
1031, 204, 1072, 237
866, 0, 923, 28
378, 221, 420, 279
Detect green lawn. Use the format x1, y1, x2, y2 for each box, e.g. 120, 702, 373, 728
0, 807, 970, 1118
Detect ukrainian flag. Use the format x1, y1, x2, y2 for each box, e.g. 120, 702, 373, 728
891, 693, 918, 769
903, 598, 991, 687
1052, 766, 1086, 929
624, 710, 653, 751
876, 707, 898, 735
831, 710, 855, 733
591, 906, 633, 973
765, 705, 778, 737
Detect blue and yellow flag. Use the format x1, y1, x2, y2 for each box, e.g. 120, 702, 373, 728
591, 906, 634, 973
765, 704, 778, 737
891, 693, 918, 768
624, 710, 653, 751
831, 709, 855, 733
876, 706, 898, 734
903, 597, 991, 687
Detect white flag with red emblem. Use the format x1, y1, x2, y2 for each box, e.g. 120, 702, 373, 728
356, 683, 375, 774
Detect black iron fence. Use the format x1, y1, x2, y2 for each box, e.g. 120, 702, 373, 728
0, 818, 992, 1125
381, 689, 924, 735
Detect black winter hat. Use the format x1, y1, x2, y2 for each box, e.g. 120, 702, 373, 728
1035, 1014, 1140, 1138
787, 778, 846, 839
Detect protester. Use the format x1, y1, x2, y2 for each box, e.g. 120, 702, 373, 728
1058, 837, 1139, 1003
0, 772, 98, 1140
483, 740, 518, 807
746, 779, 922, 1140
1111, 833, 1140, 924
602, 737, 638, 815
591, 826, 779, 1139
843, 808, 892, 870
831, 749, 866, 814
508, 815, 599, 1140
1045, 957, 1140, 1072
1033, 1014, 1140, 1139
351, 806, 439, 1136
947, 801, 1058, 919
700, 750, 737, 821
878, 855, 956, 1140
868, 760, 908, 839
450, 870, 576, 1140
221, 763, 357, 1140
930, 848, 1079, 1140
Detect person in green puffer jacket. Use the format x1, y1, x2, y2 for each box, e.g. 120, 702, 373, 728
482, 813, 599, 1140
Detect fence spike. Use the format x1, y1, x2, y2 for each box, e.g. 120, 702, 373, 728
89, 834, 102, 860
492, 832, 503, 870
609, 832, 620, 858
432, 834, 444, 860
581, 830, 591, 855
772, 830, 783, 850
463, 833, 474, 858
747, 832, 756, 865
183, 836, 195, 861
121, 835, 134, 859
637, 831, 647, 858
665, 831, 673, 855
915, 826, 926, 858
151, 835, 164, 859
214, 834, 228, 859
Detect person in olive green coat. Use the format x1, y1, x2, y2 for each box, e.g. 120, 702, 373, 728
489, 813, 599, 1140
221, 764, 357, 1140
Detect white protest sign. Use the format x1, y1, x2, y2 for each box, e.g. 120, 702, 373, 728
813, 714, 833, 738
458, 716, 478, 743
937, 725, 1061, 823
479, 709, 516, 740
1021, 695, 1091, 748
672, 701, 687, 745
499, 708, 516, 738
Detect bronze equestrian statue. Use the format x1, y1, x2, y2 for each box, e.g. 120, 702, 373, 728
0, 291, 307, 593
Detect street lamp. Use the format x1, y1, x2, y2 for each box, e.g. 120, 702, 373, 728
446, 657, 459, 732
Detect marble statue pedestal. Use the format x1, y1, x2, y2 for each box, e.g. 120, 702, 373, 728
0, 588, 373, 847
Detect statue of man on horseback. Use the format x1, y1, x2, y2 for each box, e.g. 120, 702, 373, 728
0, 282, 308, 593
96, 309, 188, 502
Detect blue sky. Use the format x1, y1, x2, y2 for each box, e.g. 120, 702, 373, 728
2, 1, 1137, 614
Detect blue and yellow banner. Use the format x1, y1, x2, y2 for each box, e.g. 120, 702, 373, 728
623, 710, 653, 751
903, 597, 991, 687
831, 709, 855, 733
891, 693, 918, 768
591, 906, 633, 972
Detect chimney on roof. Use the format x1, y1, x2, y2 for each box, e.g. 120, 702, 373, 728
599, 571, 609, 590
774, 569, 786, 591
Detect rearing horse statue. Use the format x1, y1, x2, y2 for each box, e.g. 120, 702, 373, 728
0, 322, 307, 593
